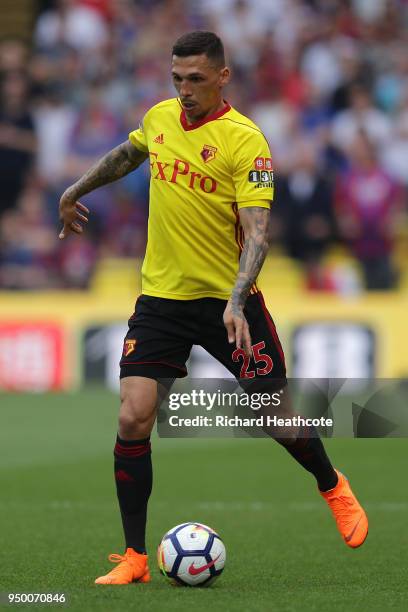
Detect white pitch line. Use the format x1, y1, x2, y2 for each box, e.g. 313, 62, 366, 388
194, 501, 408, 511
0, 501, 407, 511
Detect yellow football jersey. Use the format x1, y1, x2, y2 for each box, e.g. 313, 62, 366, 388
129, 98, 273, 300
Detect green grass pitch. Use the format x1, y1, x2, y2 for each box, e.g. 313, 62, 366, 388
1, 389, 407, 611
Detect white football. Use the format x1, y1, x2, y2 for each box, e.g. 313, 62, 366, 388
157, 522, 226, 586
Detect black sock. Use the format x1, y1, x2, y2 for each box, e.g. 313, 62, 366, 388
276, 425, 338, 492
114, 435, 152, 553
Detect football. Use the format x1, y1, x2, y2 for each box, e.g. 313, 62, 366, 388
157, 522, 226, 586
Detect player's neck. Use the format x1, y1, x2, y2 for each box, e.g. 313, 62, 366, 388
184, 98, 227, 126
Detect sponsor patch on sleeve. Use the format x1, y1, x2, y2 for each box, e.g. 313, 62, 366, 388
254, 157, 272, 170
248, 164, 274, 187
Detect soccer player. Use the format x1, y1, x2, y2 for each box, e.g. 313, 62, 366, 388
59, 32, 368, 585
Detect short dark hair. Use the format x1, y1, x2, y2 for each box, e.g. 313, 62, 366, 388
172, 31, 225, 67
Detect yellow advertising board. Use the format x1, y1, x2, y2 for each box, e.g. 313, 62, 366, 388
1, 283, 407, 390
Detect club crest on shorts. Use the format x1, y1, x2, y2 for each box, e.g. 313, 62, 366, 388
201, 144, 217, 163
123, 339, 136, 356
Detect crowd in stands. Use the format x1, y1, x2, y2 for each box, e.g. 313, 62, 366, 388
0, 0, 407, 291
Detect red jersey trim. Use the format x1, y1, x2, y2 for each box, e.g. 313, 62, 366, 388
179, 100, 231, 131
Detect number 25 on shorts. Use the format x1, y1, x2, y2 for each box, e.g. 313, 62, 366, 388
232, 341, 273, 379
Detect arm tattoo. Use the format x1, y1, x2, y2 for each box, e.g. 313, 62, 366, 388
66, 141, 147, 200
231, 207, 270, 317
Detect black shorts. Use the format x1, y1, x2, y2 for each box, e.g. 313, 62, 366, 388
120, 292, 286, 389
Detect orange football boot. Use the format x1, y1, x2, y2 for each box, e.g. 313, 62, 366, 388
95, 548, 150, 585
320, 469, 368, 548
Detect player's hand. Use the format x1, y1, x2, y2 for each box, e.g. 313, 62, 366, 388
223, 300, 252, 357
59, 189, 89, 239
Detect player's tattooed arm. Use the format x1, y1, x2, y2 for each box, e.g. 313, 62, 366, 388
232, 206, 270, 309
223, 206, 271, 356
58, 141, 148, 239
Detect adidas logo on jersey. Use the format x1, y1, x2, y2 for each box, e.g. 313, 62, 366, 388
153, 133, 164, 144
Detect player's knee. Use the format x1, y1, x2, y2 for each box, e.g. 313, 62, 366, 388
118, 399, 154, 439
118, 410, 152, 439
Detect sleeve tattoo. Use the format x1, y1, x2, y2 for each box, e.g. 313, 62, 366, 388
231, 207, 270, 316
67, 141, 148, 200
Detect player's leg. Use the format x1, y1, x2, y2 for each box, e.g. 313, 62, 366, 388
265, 387, 338, 492
96, 295, 193, 584
247, 296, 368, 547
113, 377, 173, 555
95, 376, 158, 585
201, 292, 368, 547
261, 391, 368, 548
201, 292, 337, 488
114, 376, 157, 553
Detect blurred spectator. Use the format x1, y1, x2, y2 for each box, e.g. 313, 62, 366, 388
352, 0, 388, 24
251, 91, 297, 169
331, 84, 392, 152
300, 21, 342, 97
100, 191, 147, 258
253, 33, 284, 103
280, 46, 308, 110
0, 72, 37, 216
381, 89, 408, 185
0, 39, 28, 73
0, 188, 58, 289
58, 235, 97, 288
329, 39, 367, 114
299, 80, 330, 134
274, 139, 335, 267
63, 83, 122, 224
374, 42, 407, 113
34, 83, 76, 188
35, 0, 109, 52
335, 132, 402, 290
215, 0, 267, 70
